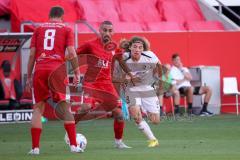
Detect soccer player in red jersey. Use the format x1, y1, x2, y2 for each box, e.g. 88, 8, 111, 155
26, 6, 82, 154
75, 21, 131, 149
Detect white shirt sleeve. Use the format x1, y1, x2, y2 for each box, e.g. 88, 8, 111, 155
182, 67, 190, 73
143, 51, 160, 64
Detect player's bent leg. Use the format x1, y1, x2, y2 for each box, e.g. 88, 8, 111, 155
29, 101, 45, 155
74, 97, 96, 124
57, 101, 83, 153
143, 112, 160, 148
57, 101, 75, 122
128, 105, 143, 124
31, 101, 45, 128
129, 106, 159, 148
112, 107, 131, 149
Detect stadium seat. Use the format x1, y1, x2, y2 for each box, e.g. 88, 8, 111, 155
0, 0, 9, 16
0, 100, 9, 107
69, 21, 100, 33
19, 99, 33, 109
117, 0, 163, 22
113, 22, 145, 32
158, 0, 205, 25
222, 77, 240, 115
9, 0, 85, 32
186, 21, 225, 31
78, 0, 120, 22
146, 22, 186, 31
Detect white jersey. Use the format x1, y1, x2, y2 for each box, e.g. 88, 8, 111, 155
124, 51, 160, 92
122, 51, 160, 113
170, 65, 191, 89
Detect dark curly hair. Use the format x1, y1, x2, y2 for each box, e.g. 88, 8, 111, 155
126, 36, 150, 52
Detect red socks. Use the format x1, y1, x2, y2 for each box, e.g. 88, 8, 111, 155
64, 123, 77, 146
31, 128, 42, 149
31, 123, 77, 149
114, 119, 124, 140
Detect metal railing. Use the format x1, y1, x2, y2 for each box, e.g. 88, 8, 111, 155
214, 0, 240, 21
74, 20, 99, 48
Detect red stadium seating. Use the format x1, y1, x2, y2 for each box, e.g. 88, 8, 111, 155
0, 100, 9, 106
78, 0, 120, 22
8, 0, 226, 32
186, 21, 225, 31
70, 21, 145, 33
146, 22, 186, 31
158, 0, 205, 25
117, 0, 163, 22
0, 0, 9, 16
113, 22, 145, 32
9, 0, 85, 32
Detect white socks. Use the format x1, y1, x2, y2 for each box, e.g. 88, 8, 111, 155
137, 120, 156, 140
115, 139, 122, 144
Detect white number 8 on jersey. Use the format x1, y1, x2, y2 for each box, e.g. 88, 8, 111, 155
44, 29, 56, 50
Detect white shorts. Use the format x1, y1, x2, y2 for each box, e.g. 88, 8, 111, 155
124, 86, 160, 114
127, 96, 160, 114
138, 96, 160, 114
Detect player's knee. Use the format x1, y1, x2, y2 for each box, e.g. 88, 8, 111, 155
151, 118, 160, 125
149, 115, 160, 124
112, 107, 122, 116
134, 116, 142, 124
115, 115, 123, 122
152, 119, 160, 125
34, 101, 45, 114
113, 109, 123, 121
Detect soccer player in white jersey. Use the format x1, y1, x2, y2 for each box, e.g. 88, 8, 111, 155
118, 36, 162, 147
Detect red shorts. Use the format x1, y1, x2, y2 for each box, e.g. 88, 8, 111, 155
33, 69, 66, 103
83, 82, 121, 112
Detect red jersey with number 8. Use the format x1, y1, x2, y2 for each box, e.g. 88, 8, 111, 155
30, 20, 74, 71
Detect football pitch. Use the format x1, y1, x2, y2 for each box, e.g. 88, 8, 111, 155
0, 115, 240, 160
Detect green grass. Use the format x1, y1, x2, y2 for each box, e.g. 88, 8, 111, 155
0, 115, 240, 160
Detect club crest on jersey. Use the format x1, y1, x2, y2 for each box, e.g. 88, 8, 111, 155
95, 59, 109, 68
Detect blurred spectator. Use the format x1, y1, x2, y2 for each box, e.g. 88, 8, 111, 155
0, 60, 22, 110
170, 53, 213, 116
156, 64, 180, 116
